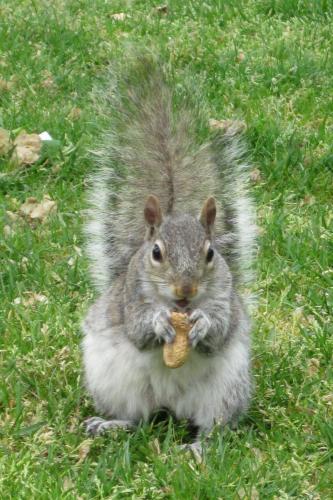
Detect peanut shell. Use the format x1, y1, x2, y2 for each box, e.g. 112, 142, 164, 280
163, 312, 191, 369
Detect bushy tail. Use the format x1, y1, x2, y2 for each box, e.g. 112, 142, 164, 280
85, 54, 256, 291
212, 126, 256, 288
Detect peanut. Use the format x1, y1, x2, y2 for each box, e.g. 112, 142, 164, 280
163, 312, 191, 368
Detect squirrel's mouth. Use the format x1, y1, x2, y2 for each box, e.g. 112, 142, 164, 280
175, 298, 190, 309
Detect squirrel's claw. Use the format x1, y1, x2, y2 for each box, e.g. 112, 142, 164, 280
84, 417, 134, 436
152, 308, 176, 344
188, 309, 211, 348
178, 440, 204, 462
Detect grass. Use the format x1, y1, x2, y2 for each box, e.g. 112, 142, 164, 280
0, 0, 332, 498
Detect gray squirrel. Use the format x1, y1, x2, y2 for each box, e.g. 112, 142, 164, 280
82, 55, 256, 453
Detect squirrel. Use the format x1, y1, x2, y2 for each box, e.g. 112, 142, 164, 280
82, 54, 256, 454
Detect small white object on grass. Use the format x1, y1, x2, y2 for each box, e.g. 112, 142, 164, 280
39, 131, 53, 141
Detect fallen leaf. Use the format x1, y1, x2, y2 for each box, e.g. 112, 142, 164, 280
13, 294, 46, 307
12, 146, 40, 165
12, 132, 41, 166
19, 195, 57, 221
14, 292, 48, 307
19, 197, 38, 217
14, 133, 41, 150
77, 439, 93, 464
111, 12, 126, 20
0, 128, 11, 155
29, 197, 57, 220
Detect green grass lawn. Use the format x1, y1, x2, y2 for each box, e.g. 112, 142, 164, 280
1, 0, 332, 498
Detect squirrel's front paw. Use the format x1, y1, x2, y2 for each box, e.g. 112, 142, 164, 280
153, 308, 176, 344
189, 309, 211, 348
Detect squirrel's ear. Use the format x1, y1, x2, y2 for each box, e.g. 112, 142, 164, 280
200, 197, 216, 233
144, 195, 162, 229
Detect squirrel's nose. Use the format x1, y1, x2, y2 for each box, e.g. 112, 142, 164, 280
175, 282, 198, 299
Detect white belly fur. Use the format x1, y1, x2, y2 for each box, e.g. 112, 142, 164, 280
83, 326, 249, 429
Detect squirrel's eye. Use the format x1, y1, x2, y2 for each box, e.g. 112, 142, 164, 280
152, 244, 162, 262
206, 247, 214, 263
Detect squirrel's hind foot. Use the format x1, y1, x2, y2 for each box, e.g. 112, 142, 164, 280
84, 416, 134, 436
178, 441, 204, 462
